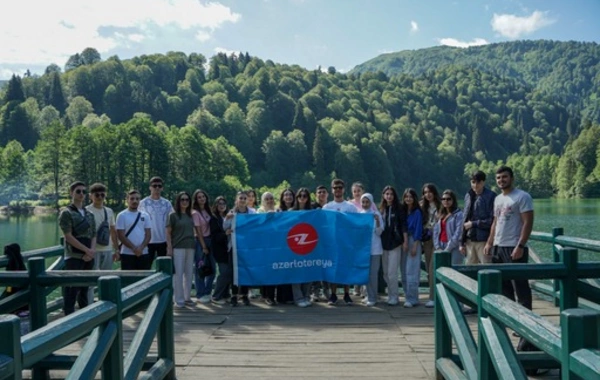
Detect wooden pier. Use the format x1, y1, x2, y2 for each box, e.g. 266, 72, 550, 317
119, 294, 559, 380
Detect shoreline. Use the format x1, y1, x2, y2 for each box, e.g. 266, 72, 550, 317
0, 205, 58, 216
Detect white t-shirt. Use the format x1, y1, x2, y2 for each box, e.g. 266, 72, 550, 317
493, 188, 533, 247
85, 204, 116, 251
322, 200, 358, 213
116, 210, 152, 255
139, 197, 173, 243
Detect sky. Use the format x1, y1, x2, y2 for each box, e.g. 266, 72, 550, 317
1, 0, 599, 79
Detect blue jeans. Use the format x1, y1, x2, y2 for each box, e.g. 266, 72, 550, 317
194, 237, 215, 298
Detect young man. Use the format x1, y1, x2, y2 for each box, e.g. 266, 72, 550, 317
460, 171, 496, 264
139, 177, 173, 265
117, 190, 152, 270
484, 166, 534, 310
312, 185, 329, 209
58, 181, 96, 315
322, 179, 357, 305
86, 183, 119, 303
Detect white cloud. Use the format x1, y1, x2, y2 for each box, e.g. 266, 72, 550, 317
410, 21, 419, 34
491, 10, 555, 39
0, 0, 241, 66
0, 68, 26, 79
439, 38, 489, 48
196, 30, 211, 43
214, 47, 239, 56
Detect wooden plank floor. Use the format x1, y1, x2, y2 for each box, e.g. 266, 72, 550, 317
35, 292, 564, 379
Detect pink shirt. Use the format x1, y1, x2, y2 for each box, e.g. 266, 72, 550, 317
192, 210, 211, 237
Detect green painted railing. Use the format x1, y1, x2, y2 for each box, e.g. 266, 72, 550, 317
0, 256, 175, 380
434, 228, 600, 380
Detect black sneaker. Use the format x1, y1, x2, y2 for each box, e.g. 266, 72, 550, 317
343, 293, 353, 305
230, 296, 238, 307
242, 295, 250, 306
265, 298, 275, 306
327, 294, 338, 305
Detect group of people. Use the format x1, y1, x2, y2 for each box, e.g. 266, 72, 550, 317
58, 165, 534, 315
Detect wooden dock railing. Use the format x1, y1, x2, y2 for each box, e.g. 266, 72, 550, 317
433, 228, 600, 379
0, 256, 175, 380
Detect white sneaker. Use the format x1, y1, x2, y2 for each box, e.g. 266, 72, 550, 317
366, 301, 376, 307
296, 301, 309, 308
425, 300, 435, 308
198, 295, 211, 304
387, 300, 398, 306
403, 301, 414, 308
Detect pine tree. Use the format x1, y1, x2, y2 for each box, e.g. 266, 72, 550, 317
4, 75, 25, 103
47, 72, 66, 114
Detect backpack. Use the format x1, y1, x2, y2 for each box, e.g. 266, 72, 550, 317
96, 207, 110, 246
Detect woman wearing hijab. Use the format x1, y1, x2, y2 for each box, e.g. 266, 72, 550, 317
359, 193, 383, 307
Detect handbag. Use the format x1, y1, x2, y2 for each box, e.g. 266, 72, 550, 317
196, 253, 214, 277
96, 207, 110, 246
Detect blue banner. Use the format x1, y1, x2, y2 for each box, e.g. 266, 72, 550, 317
232, 210, 373, 286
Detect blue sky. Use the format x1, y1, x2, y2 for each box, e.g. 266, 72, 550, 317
1, 0, 599, 79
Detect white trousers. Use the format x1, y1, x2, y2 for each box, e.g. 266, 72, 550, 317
172, 248, 195, 305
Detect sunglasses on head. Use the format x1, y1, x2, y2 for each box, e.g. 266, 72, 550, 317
151, 184, 163, 189
75, 189, 86, 195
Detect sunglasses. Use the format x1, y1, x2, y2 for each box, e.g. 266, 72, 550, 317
93, 192, 106, 198
151, 184, 163, 189
332, 186, 343, 190
129, 197, 140, 201
75, 189, 87, 195
441, 197, 452, 201
180, 198, 190, 202
317, 190, 326, 194
297, 194, 309, 199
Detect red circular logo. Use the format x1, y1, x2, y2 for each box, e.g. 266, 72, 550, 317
287, 223, 319, 255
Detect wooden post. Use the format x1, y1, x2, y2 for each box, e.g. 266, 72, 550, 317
99, 276, 123, 380
561, 309, 600, 380
559, 248, 578, 311
0, 315, 23, 380
552, 227, 564, 307
434, 250, 451, 380
477, 270, 502, 380
156, 257, 175, 380
27, 257, 49, 380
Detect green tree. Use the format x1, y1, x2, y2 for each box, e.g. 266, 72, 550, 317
34, 121, 67, 208
65, 96, 94, 127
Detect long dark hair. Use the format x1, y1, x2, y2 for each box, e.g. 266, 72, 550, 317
439, 189, 458, 219
293, 187, 312, 210
279, 188, 295, 211
212, 196, 229, 217
421, 183, 441, 213
174, 191, 192, 217
379, 185, 401, 213
246, 188, 258, 208
192, 189, 214, 218
402, 188, 420, 214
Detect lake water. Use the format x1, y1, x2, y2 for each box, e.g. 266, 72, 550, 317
1, 199, 599, 260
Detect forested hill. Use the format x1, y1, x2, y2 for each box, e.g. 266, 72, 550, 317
351, 40, 600, 123
0, 41, 599, 207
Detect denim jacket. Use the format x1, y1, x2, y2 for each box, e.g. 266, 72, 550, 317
461, 187, 496, 243
433, 208, 464, 252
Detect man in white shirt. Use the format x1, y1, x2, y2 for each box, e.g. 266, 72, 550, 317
139, 177, 173, 266
323, 178, 357, 305
117, 190, 152, 270
86, 182, 119, 303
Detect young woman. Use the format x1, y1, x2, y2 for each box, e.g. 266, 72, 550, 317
211, 196, 232, 304
421, 183, 441, 308
379, 186, 408, 306
360, 193, 383, 307
433, 189, 464, 266
290, 187, 313, 307
166, 192, 196, 308
192, 189, 215, 304
257, 192, 277, 305
349, 182, 368, 297
401, 188, 423, 308
223, 191, 256, 306
247, 189, 258, 212
276, 188, 295, 304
